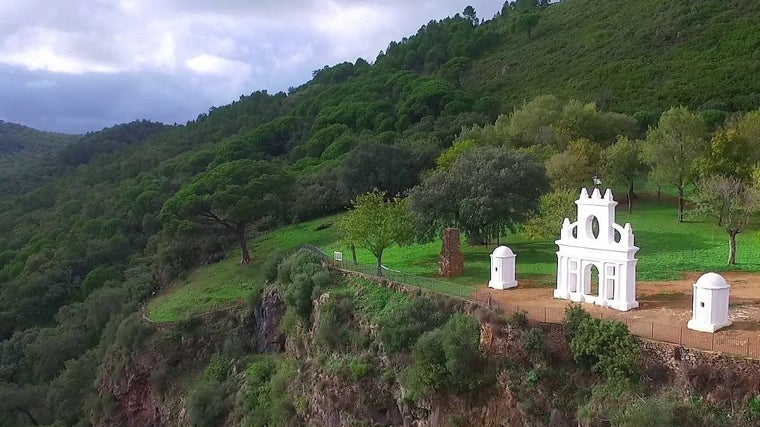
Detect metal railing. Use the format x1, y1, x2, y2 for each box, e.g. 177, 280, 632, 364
329, 257, 760, 359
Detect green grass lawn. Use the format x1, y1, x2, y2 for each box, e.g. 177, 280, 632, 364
147, 216, 340, 322
147, 196, 760, 322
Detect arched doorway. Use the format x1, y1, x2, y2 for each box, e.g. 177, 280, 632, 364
584, 263, 600, 298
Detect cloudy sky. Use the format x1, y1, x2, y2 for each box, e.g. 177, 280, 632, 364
0, 0, 503, 134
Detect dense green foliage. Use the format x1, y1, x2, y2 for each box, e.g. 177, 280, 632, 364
337, 190, 415, 275
2, 0, 760, 424
565, 306, 641, 381
403, 314, 492, 400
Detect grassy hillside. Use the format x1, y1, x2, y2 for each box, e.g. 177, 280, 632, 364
467, 0, 760, 114
148, 196, 760, 322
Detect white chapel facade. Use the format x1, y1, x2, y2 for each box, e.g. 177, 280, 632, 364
554, 188, 639, 311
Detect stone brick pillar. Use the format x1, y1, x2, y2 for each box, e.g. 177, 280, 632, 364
438, 228, 464, 277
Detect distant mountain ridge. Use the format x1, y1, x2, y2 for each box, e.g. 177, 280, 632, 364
0, 120, 78, 157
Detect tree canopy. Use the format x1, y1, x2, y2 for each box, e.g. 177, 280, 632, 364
643, 107, 709, 222
409, 146, 549, 244
160, 160, 292, 263
336, 190, 414, 275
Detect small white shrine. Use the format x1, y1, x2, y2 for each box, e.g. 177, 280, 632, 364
489, 246, 517, 290
554, 188, 639, 311
687, 272, 732, 333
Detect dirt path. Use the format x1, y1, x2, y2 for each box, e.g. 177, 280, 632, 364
476, 271, 760, 340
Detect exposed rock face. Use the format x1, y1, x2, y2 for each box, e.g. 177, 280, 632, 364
243, 287, 286, 353
97, 350, 169, 427
438, 228, 464, 277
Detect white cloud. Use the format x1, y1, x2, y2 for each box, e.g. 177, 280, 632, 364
0, 0, 505, 132
186, 54, 251, 77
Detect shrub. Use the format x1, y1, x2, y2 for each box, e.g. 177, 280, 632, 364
569, 314, 641, 381
310, 270, 334, 297
204, 354, 229, 383
749, 394, 760, 419
403, 314, 492, 400
524, 369, 540, 387
281, 250, 331, 324
283, 273, 315, 324
347, 358, 372, 381
263, 250, 287, 282
241, 356, 297, 427
506, 310, 529, 328
188, 380, 229, 427
564, 304, 591, 337
113, 313, 154, 353
276, 255, 295, 284
523, 327, 545, 362
315, 293, 355, 350
377, 297, 448, 353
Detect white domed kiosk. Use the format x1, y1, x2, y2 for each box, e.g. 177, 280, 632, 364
488, 246, 517, 290
687, 272, 732, 333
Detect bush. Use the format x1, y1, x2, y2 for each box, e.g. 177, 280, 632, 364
188, 380, 230, 427
310, 270, 334, 297
113, 313, 154, 353
569, 313, 640, 381
283, 273, 315, 324
749, 394, 760, 419
403, 314, 492, 400
276, 256, 295, 284
377, 297, 448, 353
523, 327, 545, 362
315, 293, 355, 350
564, 304, 591, 337
203, 354, 229, 383
506, 310, 529, 328
241, 356, 298, 427
281, 250, 331, 324
263, 250, 287, 282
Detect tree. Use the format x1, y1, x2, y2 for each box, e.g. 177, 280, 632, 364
463, 6, 478, 25
546, 138, 601, 190
339, 141, 433, 199
160, 160, 292, 264
515, 12, 540, 40
693, 175, 760, 265
409, 147, 549, 244
643, 107, 709, 222
523, 188, 578, 239
695, 128, 757, 182
336, 190, 414, 275
601, 136, 647, 213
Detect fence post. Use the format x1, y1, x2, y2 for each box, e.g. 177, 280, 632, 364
747, 338, 751, 357
650, 323, 654, 339
544, 307, 547, 323
711, 334, 714, 351
679, 327, 683, 346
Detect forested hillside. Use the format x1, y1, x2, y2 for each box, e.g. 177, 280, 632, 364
2, 0, 760, 424
466, 0, 760, 114
0, 121, 79, 157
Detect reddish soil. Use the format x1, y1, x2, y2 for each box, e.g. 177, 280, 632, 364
475, 271, 760, 341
